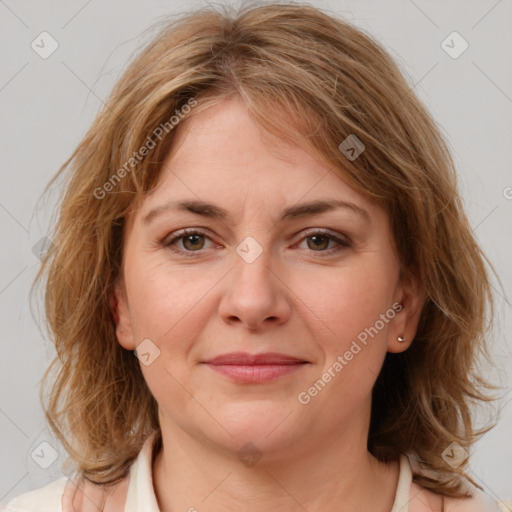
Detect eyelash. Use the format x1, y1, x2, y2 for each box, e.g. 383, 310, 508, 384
163, 228, 351, 258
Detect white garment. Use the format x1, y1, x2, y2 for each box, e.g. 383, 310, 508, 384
1, 431, 500, 511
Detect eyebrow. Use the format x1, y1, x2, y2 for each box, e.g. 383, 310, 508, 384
142, 198, 370, 225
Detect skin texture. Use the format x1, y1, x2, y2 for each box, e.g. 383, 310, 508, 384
112, 94, 427, 511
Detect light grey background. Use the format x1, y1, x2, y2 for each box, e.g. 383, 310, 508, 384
1, 0, 511, 506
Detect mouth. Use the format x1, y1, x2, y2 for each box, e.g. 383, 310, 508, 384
202, 352, 309, 384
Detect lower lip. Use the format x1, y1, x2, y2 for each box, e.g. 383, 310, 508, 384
205, 363, 307, 383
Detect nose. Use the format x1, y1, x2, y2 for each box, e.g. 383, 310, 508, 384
218, 247, 292, 331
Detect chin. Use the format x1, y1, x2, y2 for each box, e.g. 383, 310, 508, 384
210, 400, 303, 454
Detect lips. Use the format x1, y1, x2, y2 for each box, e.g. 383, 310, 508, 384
202, 352, 309, 383
204, 352, 307, 365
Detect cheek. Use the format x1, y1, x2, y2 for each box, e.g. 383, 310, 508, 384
293, 260, 396, 348
125, 256, 219, 351
293, 260, 397, 409
292, 267, 393, 410
125, 258, 214, 410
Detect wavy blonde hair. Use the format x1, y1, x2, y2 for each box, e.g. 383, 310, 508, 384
34, 0, 498, 498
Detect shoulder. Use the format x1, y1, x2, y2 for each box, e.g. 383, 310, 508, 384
2, 433, 154, 512
405, 455, 500, 512
444, 488, 501, 512
408, 481, 500, 512
1, 476, 68, 512
1, 474, 129, 512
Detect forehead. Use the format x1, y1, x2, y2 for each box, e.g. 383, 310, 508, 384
142, 96, 374, 216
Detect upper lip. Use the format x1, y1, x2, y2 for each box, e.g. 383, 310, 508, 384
203, 352, 308, 365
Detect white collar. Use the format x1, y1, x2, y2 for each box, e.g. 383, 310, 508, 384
392, 454, 413, 511
123, 432, 412, 512
123, 431, 161, 512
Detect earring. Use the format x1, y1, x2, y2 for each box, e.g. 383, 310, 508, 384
397, 336, 406, 343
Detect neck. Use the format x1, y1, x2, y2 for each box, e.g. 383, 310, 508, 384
152, 406, 399, 512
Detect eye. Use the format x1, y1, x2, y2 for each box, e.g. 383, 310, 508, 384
164, 229, 216, 255
163, 228, 351, 257
296, 230, 351, 255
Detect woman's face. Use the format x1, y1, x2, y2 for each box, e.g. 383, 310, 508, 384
113, 95, 422, 456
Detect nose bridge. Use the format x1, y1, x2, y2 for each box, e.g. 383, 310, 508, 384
218, 235, 290, 328
232, 236, 275, 299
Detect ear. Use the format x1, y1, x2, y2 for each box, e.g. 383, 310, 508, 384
110, 278, 136, 351
387, 269, 425, 354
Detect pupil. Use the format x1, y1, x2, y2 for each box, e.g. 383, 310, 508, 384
185, 234, 204, 250
309, 235, 328, 250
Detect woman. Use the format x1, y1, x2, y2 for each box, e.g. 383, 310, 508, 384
3, 2, 502, 511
